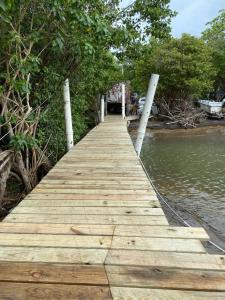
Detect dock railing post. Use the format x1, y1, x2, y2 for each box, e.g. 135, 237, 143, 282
122, 83, 126, 119
135, 74, 159, 157
101, 96, 105, 122
63, 78, 74, 151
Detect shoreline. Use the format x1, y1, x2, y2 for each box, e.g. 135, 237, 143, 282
129, 119, 225, 138
129, 118, 225, 129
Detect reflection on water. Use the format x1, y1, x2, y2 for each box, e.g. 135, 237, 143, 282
141, 129, 225, 239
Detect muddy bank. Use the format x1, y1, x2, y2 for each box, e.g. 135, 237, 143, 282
129, 118, 225, 132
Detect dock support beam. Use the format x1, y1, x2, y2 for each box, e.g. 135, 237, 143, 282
63, 78, 74, 151
135, 74, 159, 157
101, 96, 105, 122
122, 83, 126, 119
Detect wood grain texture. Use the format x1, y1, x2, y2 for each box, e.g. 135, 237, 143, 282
0, 247, 108, 263
25, 193, 156, 200
111, 236, 206, 253
0, 233, 112, 248
111, 287, 225, 300
107, 265, 225, 291
0, 262, 108, 285
5, 214, 168, 225
106, 250, 225, 270
0, 223, 115, 235
18, 199, 160, 207
12, 206, 164, 216
114, 225, 209, 240
0, 282, 112, 300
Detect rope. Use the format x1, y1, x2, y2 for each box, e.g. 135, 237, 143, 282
139, 157, 225, 254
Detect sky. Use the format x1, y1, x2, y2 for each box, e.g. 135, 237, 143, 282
121, 0, 225, 37
170, 0, 225, 37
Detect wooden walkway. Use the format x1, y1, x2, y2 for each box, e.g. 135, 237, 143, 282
0, 115, 225, 299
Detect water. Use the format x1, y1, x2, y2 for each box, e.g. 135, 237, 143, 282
141, 127, 225, 243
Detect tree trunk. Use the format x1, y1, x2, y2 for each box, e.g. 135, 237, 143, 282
0, 161, 11, 207
15, 152, 32, 192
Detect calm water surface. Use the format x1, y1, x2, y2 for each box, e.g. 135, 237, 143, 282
141, 128, 225, 240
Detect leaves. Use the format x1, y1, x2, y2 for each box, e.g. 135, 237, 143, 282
1, 0, 175, 162
9, 133, 38, 152
129, 34, 216, 101
202, 10, 225, 91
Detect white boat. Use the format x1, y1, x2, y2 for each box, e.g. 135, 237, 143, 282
199, 99, 225, 115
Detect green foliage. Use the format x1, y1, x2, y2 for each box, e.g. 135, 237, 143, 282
202, 10, 225, 91
9, 133, 38, 152
0, 0, 175, 163
129, 34, 216, 101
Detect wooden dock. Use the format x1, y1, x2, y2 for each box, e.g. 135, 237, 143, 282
0, 115, 225, 299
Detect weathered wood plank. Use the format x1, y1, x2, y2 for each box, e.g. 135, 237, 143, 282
18, 199, 160, 207
0, 247, 108, 263
111, 236, 206, 253
5, 214, 168, 225
12, 206, 164, 216
0, 262, 108, 285
106, 250, 225, 270
46, 170, 146, 177
111, 287, 225, 299
107, 265, 225, 291
114, 225, 209, 240
45, 174, 148, 180
40, 179, 150, 185
0, 282, 112, 300
0, 233, 112, 248
36, 184, 152, 190
0, 223, 115, 235
26, 194, 156, 200
31, 189, 154, 195
0, 234, 205, 253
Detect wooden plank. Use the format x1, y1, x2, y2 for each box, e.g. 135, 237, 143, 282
61, 155, 137, 159
46, 170, 146, 177
0, 233, 112, 249
0, 233, 205, 253
0, 282, 112, 300
36, 184, 151, 190
0, 262, 108, 285
5, 214, 168, 225
107, 265, 225, 291
0, 247, 108, 263
55, 162, 141, 167
106, 250, 225, 270
12, 206, 164, 216
45, 174, 148, 180
111, 287, 225, 300
111, 236, 206, 253
18, 199, 160, 208
31, 189, 154, 195
0, 223, 114, 235
114, 226, 209, 240
26, 194, 156, 201
39, 180, 150, 186
60, 158, 137, 162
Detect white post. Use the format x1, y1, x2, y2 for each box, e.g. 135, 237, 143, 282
63, 78, 74, 151
101, 96, 105, 122
122, 83, 126, 119
135, 74, 159, 157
